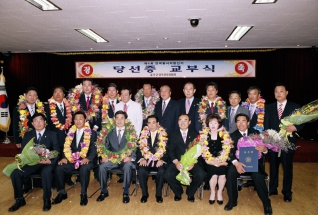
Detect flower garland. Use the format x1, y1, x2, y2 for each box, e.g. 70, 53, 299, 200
67, 83, 103, 119
198, 96, 227, 127
63, 122, 91, 169
17, 95, 46, 138
96, 118, 138, 164
48, 97, 72, 130
101, 94, 122, 122
138, 126, 168, 166
241, 97, 265, 132
134, 88, 160, 119
199, 127, 233, 162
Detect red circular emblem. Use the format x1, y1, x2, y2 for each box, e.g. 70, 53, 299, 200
235, 62, 248, 75
81, 64, 93, 76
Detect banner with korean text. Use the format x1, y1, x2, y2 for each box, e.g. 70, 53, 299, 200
75, 60, 256, 78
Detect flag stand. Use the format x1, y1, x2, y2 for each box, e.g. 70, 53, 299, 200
2, 132, 11, 144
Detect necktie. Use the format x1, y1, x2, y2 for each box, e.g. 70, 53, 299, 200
182, 132, 187, 143
162, 101, 166, 116
111, 101, 115, 111
210, 102, 214, 114
37, 133, 42, 143
230, 108, 236, 123
123, 103, 127, 112
145, 98, 148, 108
278, 103, 283, 119
60, 104, 64, 116
249, 104, 255, 118
86, 96, 90, 109
186, 100, 191, 114
243, 133, 246, 136
151, 132, 155, 146
117, 129, 122, 144
30, 106, 34, 116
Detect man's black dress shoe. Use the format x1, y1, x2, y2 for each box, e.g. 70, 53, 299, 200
209, 200, 215, 205
96, 192, 109, 202
224, 202, 237, 211
238, 185, 242, 191
43, 198, 51, 211
174, 195, 182, 201
242, 180, 254, 187
217, 200, 223, 205
8, 198, 26, 212
80, 194, 88, 206
117, 178, 124, 183
203, 183, 210, 190
140, 196, 148, 203
187, 195, 195, 202
269, 191, 278, 196
123, 194, 130, 203
52, 193, 67, 204
264, 206, 273, 215
283, 194, 292, 202
156, 196, 163, 203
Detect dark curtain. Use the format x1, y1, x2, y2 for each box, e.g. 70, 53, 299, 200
2, 48, 318, 140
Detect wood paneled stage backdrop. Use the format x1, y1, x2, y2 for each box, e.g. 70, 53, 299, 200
1, 48, 318, 140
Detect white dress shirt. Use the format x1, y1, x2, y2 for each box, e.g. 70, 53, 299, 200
277, 100, 287, 112
115, 99, 143, 136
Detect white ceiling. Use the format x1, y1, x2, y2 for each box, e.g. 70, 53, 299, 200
0, 0, 318, 53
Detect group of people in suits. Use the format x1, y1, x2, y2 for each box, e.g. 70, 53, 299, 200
9, 79, 302, 215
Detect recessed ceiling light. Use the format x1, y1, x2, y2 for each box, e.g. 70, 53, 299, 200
136, 38, 141, 41
226, 26, 253, 41
127, 42, 131, 44
156, 46, 159, 48
253, 0, 277, 4
163, 37, 169, 40
25, 0, 62, 11
29, 49, 31, 51
225, 45, 228, 47
75, 29, 108, 43
297, 45, 300, 47
90, 48, 93, 50
177, 41, 181, 43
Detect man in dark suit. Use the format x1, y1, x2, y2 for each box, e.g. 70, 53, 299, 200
107, 83, 120, 118
78, 78, 101, 131
12, 87, 39, 149
52, 111, 97, 206
178, 82, 200, 132
163, 114, 206, 202
9, 113, 60, 212
154, 85, 180, 134
96, 111, 136, 204
264, 83, 304, 202
224, 90, 249, 133
225, 113, 272, 215
137, 115, 168, 203
139, 83, 156, 128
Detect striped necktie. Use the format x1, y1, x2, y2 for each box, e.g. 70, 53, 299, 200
278, 103, 283, 119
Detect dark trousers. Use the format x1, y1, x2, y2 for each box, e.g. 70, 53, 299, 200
226, 165, 270, 208
11, 164, 55, 200
55, 162, 93, 194
268, 150, 294, 195
163, 163, 206, 197
138, 164, 166, 197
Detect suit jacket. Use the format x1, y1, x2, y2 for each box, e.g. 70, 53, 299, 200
167, 129, 198, 162
78, 94, 101, 130
12, 106, 35, 144
62, 130, 97, 162
154, 99, 180, 134
264, 101, 304, 144
105, 129, 136, 160
108, 99, 120, 118
178, 97, 200, 132
44, 103, 68, 152
115, 99, 143, 136
136, 131, 168, 162
224, 106, 250, 133
21, 129, 60, 164
230, 128, 265, 174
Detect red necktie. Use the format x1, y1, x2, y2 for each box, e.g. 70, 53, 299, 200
86, 96, 90, 109
111, 101, 115, 111
278, 103, 283, 119
124, 103, 127, 112
210, 102, 214, 114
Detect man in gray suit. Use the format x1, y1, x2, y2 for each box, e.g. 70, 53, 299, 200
224, 91, 249, 133
96, 110, 136, 204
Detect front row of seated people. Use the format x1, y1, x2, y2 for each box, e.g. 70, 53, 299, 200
8, 111, 272, 215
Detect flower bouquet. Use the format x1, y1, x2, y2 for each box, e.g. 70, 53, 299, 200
176, 144, 202, 186
3, 138, 59, 177
134, 87, 160, 119
235, 129, 290, 159
279, 100, 318, 143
